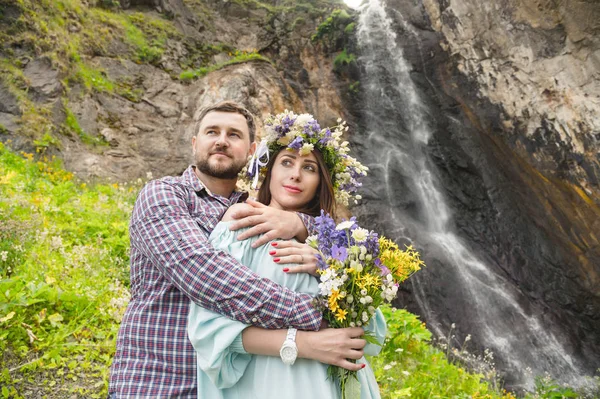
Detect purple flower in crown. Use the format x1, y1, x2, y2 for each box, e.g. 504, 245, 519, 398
318, 128, 332, 145
288, 136, 304, 150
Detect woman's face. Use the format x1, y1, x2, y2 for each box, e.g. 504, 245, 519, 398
268, 150, 321, 212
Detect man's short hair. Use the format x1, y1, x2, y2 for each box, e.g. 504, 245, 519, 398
195, 101, 256, 142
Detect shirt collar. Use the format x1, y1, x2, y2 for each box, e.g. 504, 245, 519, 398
183, 165, 248, 202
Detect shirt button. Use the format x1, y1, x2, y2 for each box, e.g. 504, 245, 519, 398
251, 317, 258, 323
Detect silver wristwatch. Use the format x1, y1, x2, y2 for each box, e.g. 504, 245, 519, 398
279, 327, 298, 365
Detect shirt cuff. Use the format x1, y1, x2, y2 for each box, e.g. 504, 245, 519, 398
296, 212, 316, 237
287, 292, 322, 331
230, 333, 248, 354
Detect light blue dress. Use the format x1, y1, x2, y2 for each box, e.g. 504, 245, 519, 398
188, 221, 386, 399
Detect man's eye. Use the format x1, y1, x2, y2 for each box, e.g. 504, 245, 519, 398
206, 130, 217, 135
229, 132, 241, 138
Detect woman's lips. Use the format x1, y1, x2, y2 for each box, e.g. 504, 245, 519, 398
283, 185, 302, 193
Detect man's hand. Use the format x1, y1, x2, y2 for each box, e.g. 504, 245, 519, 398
269, 241, 320, 276
228, 199, 306, 248
297, 327, 366, 371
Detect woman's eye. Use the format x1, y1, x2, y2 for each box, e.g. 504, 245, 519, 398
304, 165, 316, 172
281, 159, 293, 167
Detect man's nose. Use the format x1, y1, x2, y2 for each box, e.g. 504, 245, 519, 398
215, 131, 229, 147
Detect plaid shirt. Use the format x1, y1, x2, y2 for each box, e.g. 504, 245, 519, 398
109, 166, 321, 398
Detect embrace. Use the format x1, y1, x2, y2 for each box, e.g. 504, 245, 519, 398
108, 101, 386, 398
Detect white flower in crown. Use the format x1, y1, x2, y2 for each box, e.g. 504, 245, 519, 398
244, 110, 368, 205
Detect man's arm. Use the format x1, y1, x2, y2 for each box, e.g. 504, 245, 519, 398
130, 180, 322, 330
227, 199, 316, 247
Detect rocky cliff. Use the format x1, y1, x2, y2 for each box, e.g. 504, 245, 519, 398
0, 0, 349, 181
344, 0, 600, 390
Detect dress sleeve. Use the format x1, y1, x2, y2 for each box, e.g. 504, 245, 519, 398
363, 309, 387, 356
187, 222, 261, 388
130, 180, 321, 331
188, 303, 251, 389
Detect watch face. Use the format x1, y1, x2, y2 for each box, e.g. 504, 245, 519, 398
281, 343, 298, 364
282, 347, 296, 357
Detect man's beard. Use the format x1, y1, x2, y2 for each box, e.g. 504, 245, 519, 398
195, 153, 246, 180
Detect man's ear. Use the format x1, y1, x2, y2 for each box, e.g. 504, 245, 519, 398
248, 141, 257, 156
191, 136, 197, 154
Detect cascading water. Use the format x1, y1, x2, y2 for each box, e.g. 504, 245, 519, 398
353, 0, 587, 390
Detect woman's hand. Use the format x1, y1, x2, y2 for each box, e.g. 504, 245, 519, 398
297, 327, 366, 371
269, 241, 320, 276
228, 199, 305, 248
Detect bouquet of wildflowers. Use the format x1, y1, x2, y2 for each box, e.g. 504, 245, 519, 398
307, 212, 424, 398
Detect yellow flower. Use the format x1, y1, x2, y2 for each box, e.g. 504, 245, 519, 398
335, 308, 348, 322
328, 289, 340, 312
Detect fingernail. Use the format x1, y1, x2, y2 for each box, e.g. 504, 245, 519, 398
361, 364, 366, 369
271, 242, 278, 247
283, 268, 289, 272
273, 258, 280, 263
269, 250, 276, 255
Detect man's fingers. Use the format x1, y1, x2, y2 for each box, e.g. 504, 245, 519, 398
236, 225, 268, 241
251, 231, 277, 248
229, 216, 263, 231
245, 198, 267, 208
229, 207, 262, 220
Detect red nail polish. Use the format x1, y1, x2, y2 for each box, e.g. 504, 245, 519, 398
271, 242, 278, 247
273, 258, 280, 263
361, 364, 366, 369
283, 268, 289, 272
269, 250, 276, 255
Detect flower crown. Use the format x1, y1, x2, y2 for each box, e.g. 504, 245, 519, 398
246, 110, 368, 206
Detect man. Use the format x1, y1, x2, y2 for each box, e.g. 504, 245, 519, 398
109, 101, 366, 397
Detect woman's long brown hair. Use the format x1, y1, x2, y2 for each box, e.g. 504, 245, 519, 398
257, 148, 336, 218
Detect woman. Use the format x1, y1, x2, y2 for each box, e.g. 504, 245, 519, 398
187, 111, 385, 399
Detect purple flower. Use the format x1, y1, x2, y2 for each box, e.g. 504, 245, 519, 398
288, 136, 303, 150
375, 258, 390, 276
331, 245, 348, 262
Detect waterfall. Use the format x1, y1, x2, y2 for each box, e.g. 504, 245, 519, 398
353, 0, 587, 390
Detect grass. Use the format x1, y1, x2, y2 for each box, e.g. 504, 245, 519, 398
179, 50, 272, 82
0, 142, 139, 398
1, 146, 596, 398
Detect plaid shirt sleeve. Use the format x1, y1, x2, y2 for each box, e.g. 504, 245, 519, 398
130, 180, 322, 331
296, 212, 316, 237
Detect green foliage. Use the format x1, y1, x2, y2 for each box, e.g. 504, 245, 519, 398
32, 133, 61, 153
0, 143, 140, 397
63, 103, 109, 147
533, 376, 578, 399
369, 306, 514, 399
311, 9, 353, 43
333, 48, 356, 71
179, 50, 271, 82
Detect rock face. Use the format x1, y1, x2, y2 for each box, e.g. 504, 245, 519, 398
0, 0, 347, 182
346, 0, 600, 389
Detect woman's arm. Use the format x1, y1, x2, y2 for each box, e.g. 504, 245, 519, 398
241, 326, 367, 371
